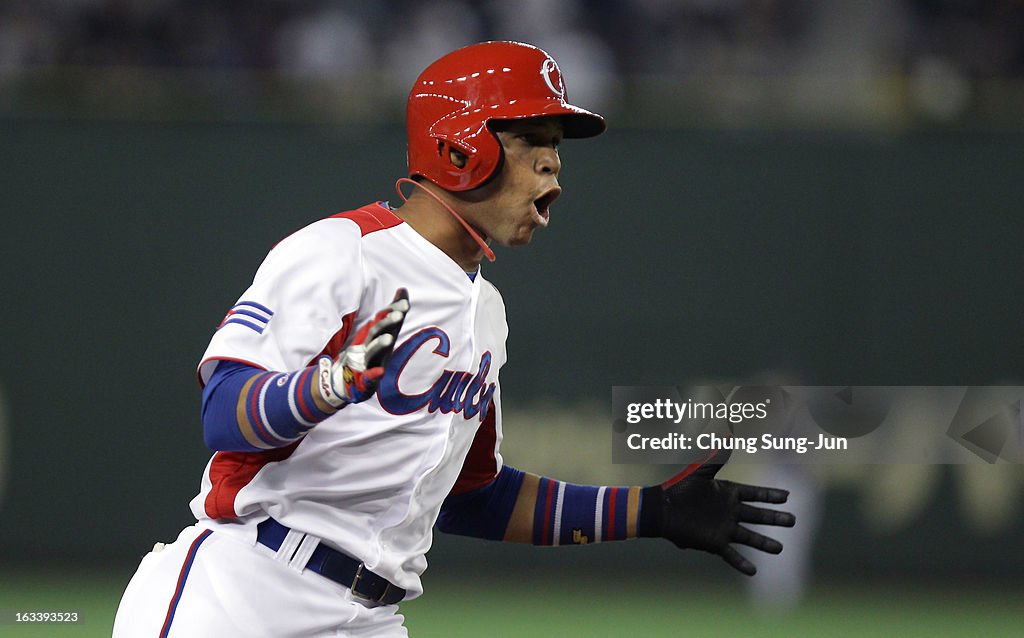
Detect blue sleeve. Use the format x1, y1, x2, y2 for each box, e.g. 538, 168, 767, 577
436, 466, 525, 540
200, 359, 336, 452
201, 360, 265, 452
438, 467, 645, 545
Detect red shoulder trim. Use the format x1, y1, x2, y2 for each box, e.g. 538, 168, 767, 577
331, 203, 403, 236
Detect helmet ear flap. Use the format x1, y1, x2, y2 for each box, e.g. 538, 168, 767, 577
451, 129, 505, 190
431, 133, 502, 190
438, 139, 470, 169
474, 128, 505, 189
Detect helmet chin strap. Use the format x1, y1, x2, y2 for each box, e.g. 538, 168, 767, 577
395, 177, 496, 262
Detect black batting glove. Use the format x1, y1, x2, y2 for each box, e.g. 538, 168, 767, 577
639, 449, 796, 576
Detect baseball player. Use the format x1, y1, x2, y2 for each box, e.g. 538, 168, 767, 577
113, 41, 795, 637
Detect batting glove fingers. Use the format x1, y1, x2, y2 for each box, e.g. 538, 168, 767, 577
320, 289, 410, 408
642, 449, 796, 576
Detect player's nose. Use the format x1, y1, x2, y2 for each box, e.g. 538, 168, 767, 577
536, 147, 560, 176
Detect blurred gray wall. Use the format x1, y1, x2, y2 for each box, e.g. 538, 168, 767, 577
1, 120, 1022, 576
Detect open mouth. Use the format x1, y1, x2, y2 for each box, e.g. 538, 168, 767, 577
533, 188, 561, 225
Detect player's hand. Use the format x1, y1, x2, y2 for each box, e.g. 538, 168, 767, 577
641, 449, 795, 576
318, 288, 410, 408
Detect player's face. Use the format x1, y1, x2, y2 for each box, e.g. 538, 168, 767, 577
459, 117, 564, 247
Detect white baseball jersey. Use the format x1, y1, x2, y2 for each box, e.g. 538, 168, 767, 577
191, 202, 507, 598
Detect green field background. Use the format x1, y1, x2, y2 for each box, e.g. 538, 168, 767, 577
2, 568, 1021, 638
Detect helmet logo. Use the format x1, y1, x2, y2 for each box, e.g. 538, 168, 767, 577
540, 58, 565, 98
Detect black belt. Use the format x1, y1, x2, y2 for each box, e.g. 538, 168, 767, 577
256, 518, 405, 605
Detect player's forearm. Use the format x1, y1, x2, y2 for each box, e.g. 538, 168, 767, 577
502, 473, 644, 545
201, 360, 338, 452
437, 466, 645, 545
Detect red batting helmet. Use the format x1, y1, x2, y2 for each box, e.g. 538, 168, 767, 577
406, 41, 606, 191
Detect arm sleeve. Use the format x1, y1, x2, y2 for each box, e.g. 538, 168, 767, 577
437, 466, 526, 540
201, 359, 338, 451
438, 466, 645, 546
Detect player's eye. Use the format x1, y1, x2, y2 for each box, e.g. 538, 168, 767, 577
520, 134, 559, 149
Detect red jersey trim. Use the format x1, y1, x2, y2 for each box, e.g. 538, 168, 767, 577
314, 310, 357, 364
449, 406, 500, 497
204, 443, 300, 519
330, 202, 404, 236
